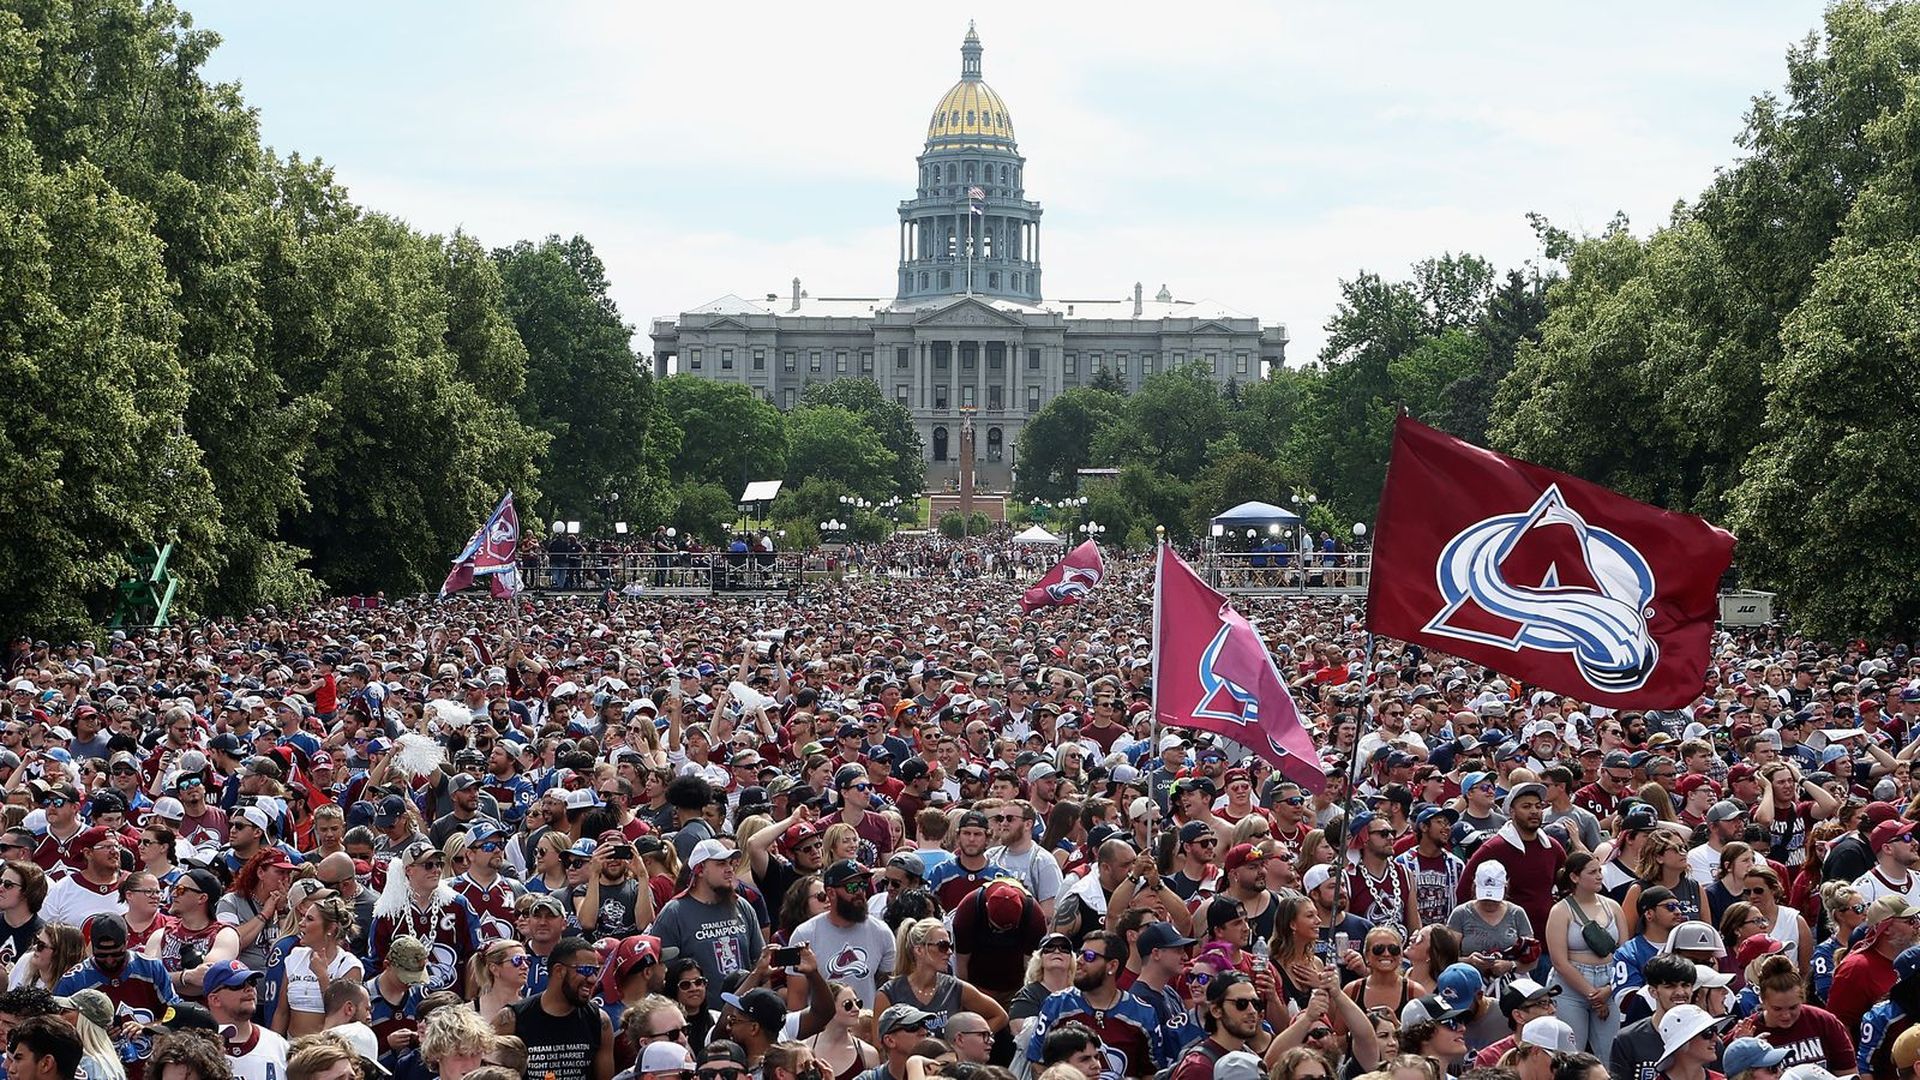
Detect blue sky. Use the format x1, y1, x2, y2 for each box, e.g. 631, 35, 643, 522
189, 1, 1829, 363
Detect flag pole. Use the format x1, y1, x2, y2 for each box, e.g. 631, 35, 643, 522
1150, 526, 1166, 874
1328, 629, 1376, 961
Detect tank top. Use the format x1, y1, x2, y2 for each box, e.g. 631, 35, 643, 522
284, 946, 364, 1015
804, 1034, 871, 1080
1769, 906, 1802, 954
877, 972, 962, 1017
512, 996, 603, 1080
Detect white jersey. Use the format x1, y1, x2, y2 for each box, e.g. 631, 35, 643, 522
41, 875, 127, 929
224, 1024, 289, 1080
1853, 866, 1920, 908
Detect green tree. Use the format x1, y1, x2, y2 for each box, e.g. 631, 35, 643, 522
0, 135, 219, 634
655, 376, 787, 494
1092, 364, 1228, 480
670, 482, 738, 544
1088, 366, 1128, 394
798, 378, 924, 496
495, 235, 653, 531
1013, 387, 1123, 499
785, 406, 894, 498
1186, 452, 1287, 535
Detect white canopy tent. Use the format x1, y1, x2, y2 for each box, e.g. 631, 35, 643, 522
1011, 525, 1066, 546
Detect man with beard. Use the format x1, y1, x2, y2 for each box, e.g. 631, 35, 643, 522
169, 774, 227, 849
29, 784, 87, 880
198, 961, 284, 1080
55, 914, 178, 1080
1458, 782, 1564, 947
428, 773, 491, 846
1396, 805, 1465, 929
497, 936, 614, 1080
829, 765, 894, 856
1265, 781, 1311, 865
1215, 843, 1278, 944
574, 830, 650, 940
788, 860, 896, 1007
41, 827, 126, 927
1026, 930, 1165, 1078
450, 822, 525, 943
1167, 971, 1263, 1080
369, 839, 479, 996
924, 811, 1010, 911
1164, 821, 1219, 903
746, 815, 826, 923
985, 800, 1061, 920
1344, 809, 1421, 935
650, 840, 762, 1012
1686, 800, 1748, 887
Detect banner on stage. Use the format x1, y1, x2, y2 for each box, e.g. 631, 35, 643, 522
1367, 416, 1734, 708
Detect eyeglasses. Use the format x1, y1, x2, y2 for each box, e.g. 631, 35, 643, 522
0, 843, 24, 854
1370, 943, 1402, 956
124, 887, 162, 897
572, 964, 602, 980
1222, 997, 1259, 1012
1743, 915, 1770, 927
0, 881, 18, 892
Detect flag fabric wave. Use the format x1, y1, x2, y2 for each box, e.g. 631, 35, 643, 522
1152, 544, 1325, 792
1019, 540, 1107, 613
1367, 416, 1734, 708
440, 491, 522, 598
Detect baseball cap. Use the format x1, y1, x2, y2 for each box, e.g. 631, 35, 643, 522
1636, 885, 1677, 914
201, 960, 264, 995
149, 1002, 219, 1033
1222, 843, 1266, 871
1400, 994, 1469, 1027
1498, 978, 1559, 1018
983, 880, 1029, 929
1434, 963, 1485, 1011
387, 936, 430, 984
1868, 895, 1919, 925
1872, 819, 1918, 853
1302, 864, 1333, 892
640, 1042, 696, 1075
821, 859, 868, 889
687, 839, 744, 870
1503, 782, 1546, 812
721, 987, 787, 1034
1520, 1016, 1578, 1053
1666, 921, 1727, 957
1136, 922, 1197, 955
1472, 861, 1508, 901
1722, 1037, 1790, 1077
1705, 800, 1745, 825
1895, 1026, 1920, 1071
877, 1004, 936, 1035
332, 1022, 392, 1076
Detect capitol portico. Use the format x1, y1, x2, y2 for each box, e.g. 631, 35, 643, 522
649, 24, 1289, 492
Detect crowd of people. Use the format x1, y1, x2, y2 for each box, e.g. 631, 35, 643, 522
0, 534, 1911, 1080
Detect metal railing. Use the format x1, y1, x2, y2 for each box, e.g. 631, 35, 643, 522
1204, 551, 1371, 594
517, 552, 815, 595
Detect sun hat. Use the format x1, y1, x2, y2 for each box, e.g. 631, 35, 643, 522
1654, 1004, 1725, 1067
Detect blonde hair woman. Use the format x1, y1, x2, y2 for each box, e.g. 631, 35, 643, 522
1009, 934, 1076, 1041
468, 938, 529, 1024
873, 918, 1007, 1034
529, 831, 571, 894
820, 822, 861, 864
275, 894, 362, 1037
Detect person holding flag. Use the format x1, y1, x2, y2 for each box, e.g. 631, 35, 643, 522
1019, 539, 1105, 613
441, 491, 522, 598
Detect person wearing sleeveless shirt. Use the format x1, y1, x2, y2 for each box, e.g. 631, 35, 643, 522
496, 937, 612, 1080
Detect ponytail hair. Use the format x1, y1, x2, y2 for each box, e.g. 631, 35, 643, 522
1753, 953, 1802, 997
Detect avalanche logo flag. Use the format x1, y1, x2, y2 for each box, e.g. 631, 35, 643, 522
1153, 545, 1325, 792
1019, 540, 1106, 613
1367, 417, 1734, 708
440, 491, 522, 598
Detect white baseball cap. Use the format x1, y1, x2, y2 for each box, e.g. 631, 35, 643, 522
639, 1041, 696, 1075
1520, 1016, 1577, 1053
687, 838, 743, 870
1473, 861, 1509, 902
1302, 864, 1333, 892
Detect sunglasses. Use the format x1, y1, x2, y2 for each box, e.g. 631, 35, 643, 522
1222, 997, 1259, 1012
924, 940, 954, 953
40, 798, 68, 809
1081, 950, 1108, 964
1281, 796, 1306, 806
699, 1069, 745, 1080
679, 977, 708, 991
572, 964, 602, 980
650, 1024, 688, 1041
495, 953, 531, 968
1370, 943, 1402, 957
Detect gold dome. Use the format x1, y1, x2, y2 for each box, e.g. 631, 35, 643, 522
925, 23, 1015, 148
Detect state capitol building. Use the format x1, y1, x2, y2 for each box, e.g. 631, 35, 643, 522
649, 25, 1289, 491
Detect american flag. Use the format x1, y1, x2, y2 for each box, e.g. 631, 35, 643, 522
968, 186, 985, 214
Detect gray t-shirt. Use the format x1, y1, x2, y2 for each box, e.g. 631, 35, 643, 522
988, 843, 1064, 904
1543, 804, 1601, 852
1445, 900, 1534, 1052
650, 892, 762, 1008
214, 892, 275, 971
787, 911, 897, 1007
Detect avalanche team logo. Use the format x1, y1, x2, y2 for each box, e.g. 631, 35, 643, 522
829, 944, 873, 983
1044, 564, 1102, 604
1424, 485, 1659, 694
1194, 621, 1290, 760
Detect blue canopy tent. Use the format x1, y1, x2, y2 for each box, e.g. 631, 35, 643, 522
1208, 500, 1302, 536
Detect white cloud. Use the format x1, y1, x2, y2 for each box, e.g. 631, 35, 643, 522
194, 0, 1830, 362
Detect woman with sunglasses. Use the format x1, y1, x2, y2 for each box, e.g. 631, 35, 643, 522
1343, 927, 1415, 1015
801, 982, 876, 1080
1622, 831, 1709, 936
469, 939, 531, 1032
667, 956, 720, 1053
1740, 866, 1810, 972
874, 918, 1008, 1038
16, 923, 83, 992
1008, 934, 1077, 1040
275, 893, 361, 1037
0, 860, 45, 984
162, 866, 239, 995
1810, 881, 1867, 1004
776, 874, 830, 944
528, 832, 573, 895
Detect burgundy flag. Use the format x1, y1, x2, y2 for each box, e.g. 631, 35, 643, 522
1153, 545, 1326, 792
1019, 539, 1106, 613
1367, 417, 1735, 708
441, 492, 522, 598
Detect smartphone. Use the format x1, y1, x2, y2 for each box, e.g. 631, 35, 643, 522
772, 945, 803, 968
